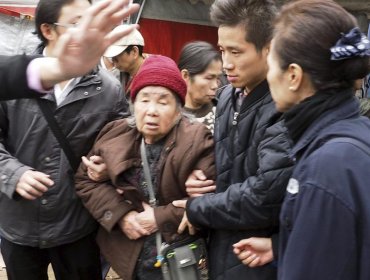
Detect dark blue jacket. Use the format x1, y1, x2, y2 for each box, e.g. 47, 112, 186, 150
187, 81, 293, 280
279, 96, 370, 280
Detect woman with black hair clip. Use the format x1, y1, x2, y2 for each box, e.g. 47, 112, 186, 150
234, 0, 370, 279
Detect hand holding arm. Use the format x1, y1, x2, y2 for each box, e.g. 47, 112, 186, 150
185, 169, 215, 197
172, 200, 197, 235
81, 155, 109, 182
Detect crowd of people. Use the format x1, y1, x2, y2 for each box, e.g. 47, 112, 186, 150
0, 0, 369, 280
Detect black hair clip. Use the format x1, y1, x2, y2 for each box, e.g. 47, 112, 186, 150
330, 27, 370, 61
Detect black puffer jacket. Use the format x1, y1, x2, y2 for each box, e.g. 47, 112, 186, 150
187, 81, 293, 280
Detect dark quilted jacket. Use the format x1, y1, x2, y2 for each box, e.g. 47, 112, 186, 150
187, 81, 293, 280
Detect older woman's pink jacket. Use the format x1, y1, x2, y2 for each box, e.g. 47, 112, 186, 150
75, 116, 215, 279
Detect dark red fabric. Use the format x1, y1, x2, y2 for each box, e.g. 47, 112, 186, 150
130, 55, 187, 104
139, 18, 218, 61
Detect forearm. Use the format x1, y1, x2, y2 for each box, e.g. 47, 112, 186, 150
37, 57, 73, 89
187, 183, 275, 230
154, 203, 185, 237
0, 55, 41, 100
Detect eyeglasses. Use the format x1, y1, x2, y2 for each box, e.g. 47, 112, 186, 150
52, 22, 79, 29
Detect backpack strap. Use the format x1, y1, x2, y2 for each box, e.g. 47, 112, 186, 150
37, 99, 80, 172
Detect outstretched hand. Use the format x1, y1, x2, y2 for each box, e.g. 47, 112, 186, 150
40, 0, 140, 88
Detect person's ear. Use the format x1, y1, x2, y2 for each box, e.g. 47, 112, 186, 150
262, 43, 270, 57
181, 69, 191, 84
287, 63, 303, 91
40, 23, 56, 42
131, 46, 139, 58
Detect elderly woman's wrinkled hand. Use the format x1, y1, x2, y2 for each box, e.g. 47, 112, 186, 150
119, 211, 151, 240
135, 203, 158, 234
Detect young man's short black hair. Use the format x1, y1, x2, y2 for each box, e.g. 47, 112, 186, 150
210, 0, 277, 51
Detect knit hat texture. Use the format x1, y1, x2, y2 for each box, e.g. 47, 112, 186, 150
130, 55, 187, 105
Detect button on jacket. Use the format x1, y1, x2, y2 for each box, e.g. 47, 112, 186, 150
0, 68, 129, 248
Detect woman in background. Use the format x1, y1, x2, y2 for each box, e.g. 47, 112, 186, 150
178, 41, 222, 133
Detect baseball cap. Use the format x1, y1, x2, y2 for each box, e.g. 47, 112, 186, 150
104, 26, 145, 58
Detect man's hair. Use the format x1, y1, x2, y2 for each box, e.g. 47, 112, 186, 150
35, 0, 92, 45
124, 45, 144, 57
210, 0, 278, 51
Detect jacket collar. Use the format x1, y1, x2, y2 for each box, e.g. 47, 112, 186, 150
39, 69, 102, 105
233, 80, 270, 112
291, 96, 360, 158
109, 118, 183, 183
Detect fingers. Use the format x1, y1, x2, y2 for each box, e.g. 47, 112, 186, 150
82, 156, 104, 171
177, 214, 188, 234
245, 256, 261, 268
121, 211, 151, 240
241, 253, 261, 267
16, 171, 54, 200
81, 156, 91, 166
172, 199, 187, 208
82, 156, 109, 182
186, 184, 216, 197
177, 212, 196, 235
236, 249, 262, 267
233, 237, 274, 267
116, 188, 124, 194
89, 155, 104, 164
104, 24, 137, 50
16, 184, 42, 200
191, 169, 207, 180
233, 239, 251, 250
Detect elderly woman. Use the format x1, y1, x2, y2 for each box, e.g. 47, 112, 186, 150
234, 0, 370, 279
178, 41, 223, 133
75, 55, 215, 280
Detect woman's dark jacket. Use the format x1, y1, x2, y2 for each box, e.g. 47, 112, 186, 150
187, 81, 293, 280
279, 97, 370, 280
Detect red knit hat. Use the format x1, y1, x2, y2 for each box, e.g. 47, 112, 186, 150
130, 55, 187, 105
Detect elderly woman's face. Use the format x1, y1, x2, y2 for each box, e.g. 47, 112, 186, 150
134, 86, 181, 144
